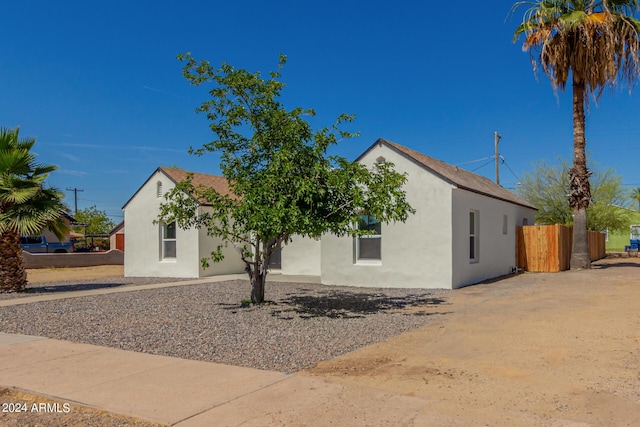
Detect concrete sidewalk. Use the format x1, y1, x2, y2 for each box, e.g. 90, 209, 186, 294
0, 332, 286, 425
0, 274, 435, 426
0, 333, 434, 426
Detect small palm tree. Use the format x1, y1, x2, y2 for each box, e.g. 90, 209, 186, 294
0, 127, 68, 292
512, 0, 640, 269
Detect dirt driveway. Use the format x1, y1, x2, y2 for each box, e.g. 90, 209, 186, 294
10, 259, 640, 426
307, 257, 640, 426
26, 265, 123, 284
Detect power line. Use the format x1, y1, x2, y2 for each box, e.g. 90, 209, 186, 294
471, 159, 496, 173
455, 156, 494, 166
502, 158, 521, 184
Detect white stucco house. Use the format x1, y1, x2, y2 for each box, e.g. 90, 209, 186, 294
123, 138, 536, 288
123, 167, 246, 278
281, 138, 537, 289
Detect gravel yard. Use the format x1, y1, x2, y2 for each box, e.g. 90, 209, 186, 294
0, 279, 450, 372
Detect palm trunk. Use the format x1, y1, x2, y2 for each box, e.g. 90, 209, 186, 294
569, 78, 591, 270
0, 230, 28, 292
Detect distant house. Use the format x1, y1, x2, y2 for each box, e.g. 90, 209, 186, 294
283, 139, 537, 289
122, 167, 245, 278
109, 221, 125, 252
124, 139, 537, 289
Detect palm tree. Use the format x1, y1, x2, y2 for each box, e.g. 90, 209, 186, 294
512, 0, 640, 269
0, 127, 68, 292
633, 187, 640, 211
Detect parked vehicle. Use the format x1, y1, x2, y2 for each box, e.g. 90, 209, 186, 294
20, 236, 73, 253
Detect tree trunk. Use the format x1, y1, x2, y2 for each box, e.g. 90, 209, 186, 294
250, 271, 266, 304
247, 238, 267, 304
569, 78, 592, 270
0, 230, 28, 292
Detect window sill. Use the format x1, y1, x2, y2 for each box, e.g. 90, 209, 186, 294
355, 259, 382, 266
160, 258, 177, 263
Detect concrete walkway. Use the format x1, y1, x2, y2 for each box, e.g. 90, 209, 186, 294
0, 272, 321, 307
0, 332, 287, 425
0, 274, 434, 426
0, 333, 435, 426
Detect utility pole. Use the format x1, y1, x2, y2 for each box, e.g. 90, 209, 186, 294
494, 131, 502, 186
66, 187, 84, 214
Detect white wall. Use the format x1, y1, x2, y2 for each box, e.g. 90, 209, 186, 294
451, 189, 536, 288
197, 209, 246, 276
281, 236, 321, 276
320, 144, 455, 289
124, 170, 201, 278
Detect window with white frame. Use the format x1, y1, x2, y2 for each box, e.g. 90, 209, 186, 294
156, 181, 163, 198
469, 210, 479, 262
161, 222, 177, 259
355, 214, 381, 262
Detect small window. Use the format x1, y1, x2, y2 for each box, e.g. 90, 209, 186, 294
156, 181, 163, 198
470, 210, 479, 262
502, 215, 508, 235
161, 222, 176, 259
376, 156, 386, 164
355, 214, 381, 261
522, 218, 529, 226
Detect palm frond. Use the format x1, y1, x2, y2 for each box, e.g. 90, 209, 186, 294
513, 0, 640, 94
0, 127, 67, 237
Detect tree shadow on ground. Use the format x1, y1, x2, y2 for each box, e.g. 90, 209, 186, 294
271, 291, 449, 320
593, 262, 640, 269
24, 283, 127, 294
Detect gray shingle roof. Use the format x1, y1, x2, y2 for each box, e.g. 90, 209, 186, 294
364, 138, 537, 210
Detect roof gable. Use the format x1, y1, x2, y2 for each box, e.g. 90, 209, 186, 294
361, 138, 537, 210
122, 167, 233, 209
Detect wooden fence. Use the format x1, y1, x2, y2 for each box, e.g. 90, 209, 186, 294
516, 225, 606, 272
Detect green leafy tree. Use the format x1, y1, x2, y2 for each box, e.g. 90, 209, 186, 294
73, 205, 116, 234
0, 127, 68, 292
159, 54, 414, 304
517, 159, 631, 232
512, 0, 640, 269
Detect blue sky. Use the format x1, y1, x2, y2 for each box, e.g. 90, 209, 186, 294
3, 1, 640, 223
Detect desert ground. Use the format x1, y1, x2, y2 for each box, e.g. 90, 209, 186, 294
26, 264, 124, 284
1, 259, 639, 426
307, 258, 640, 426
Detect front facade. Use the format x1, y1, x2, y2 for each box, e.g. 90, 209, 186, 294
123, 167, 245, 278
292, 139, 537, 289
124, 140, 536, 288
